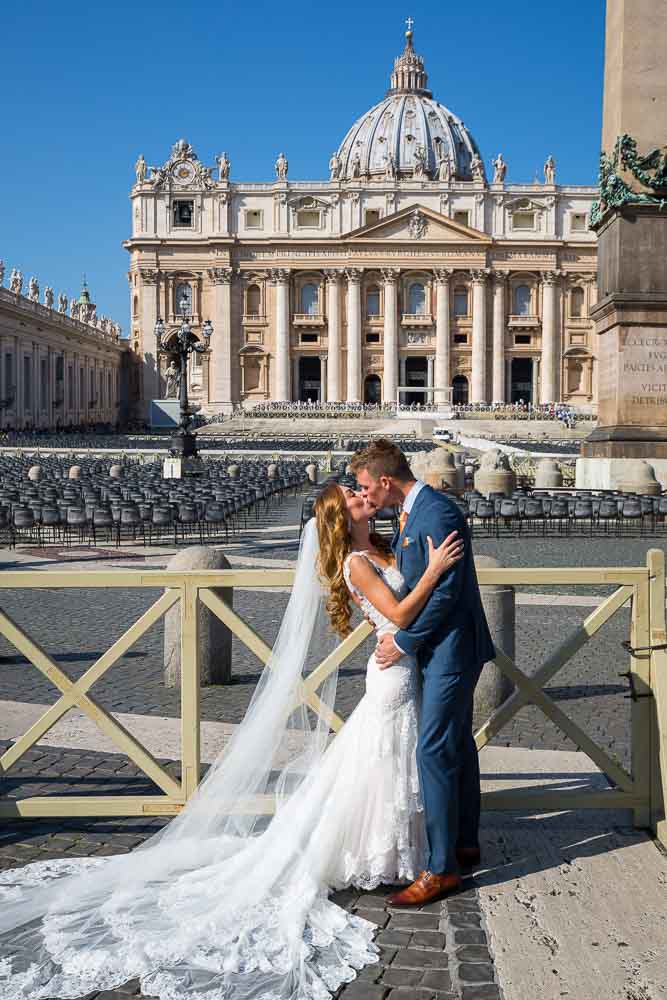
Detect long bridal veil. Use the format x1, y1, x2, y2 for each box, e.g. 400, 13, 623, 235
0, 518, 380, 1000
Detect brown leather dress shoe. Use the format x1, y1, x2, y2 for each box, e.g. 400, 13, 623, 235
456, 846, 481, 868
387, 870, 461, 907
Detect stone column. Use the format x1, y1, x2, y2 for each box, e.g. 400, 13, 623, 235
492, 274, 506, 403
427, 356, 435, 404
319, 355, 328, 403
382, 268, 399, 404
139, 268, 159, 416
532, 357, 541, 404
471, 270, 488, 403
324, 270, 342, 401
345, 268, 362, 402
206, 267, 233, 412
540, 271, 559, 404
270, 268, 291, 400
399, 357, 407, 401
434, 269, 452, 407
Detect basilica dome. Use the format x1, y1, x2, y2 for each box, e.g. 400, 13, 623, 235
332, 28, 481, 182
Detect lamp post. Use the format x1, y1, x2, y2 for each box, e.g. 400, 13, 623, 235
155, 313, 213, 460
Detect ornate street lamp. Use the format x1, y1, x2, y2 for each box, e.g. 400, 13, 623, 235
155, 314, 213, 459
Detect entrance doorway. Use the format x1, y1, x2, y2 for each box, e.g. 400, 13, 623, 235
452, 375, 469, 405
298, 357, 321, 402
364, 374, 381, 404
404, 357, 427, 405
510, 357, 533, 404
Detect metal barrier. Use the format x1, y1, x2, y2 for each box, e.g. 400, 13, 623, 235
0, 556, 665, 846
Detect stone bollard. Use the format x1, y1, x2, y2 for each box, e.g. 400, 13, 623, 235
27, 464, 42, 482
425, 448, 464, 494
164, 546, 233, 687
109, 464, 123, 479
534, 457, 563, 489
473, 555, 515, 718
474, 449, 516, 498
267, 463, 278, 480
68, 465, 81, 480
305, 463, 319, 484
227, 464, 240, 479
618, 460, 662, 496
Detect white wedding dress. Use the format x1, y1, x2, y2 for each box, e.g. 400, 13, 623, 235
0, 529, 425, 1000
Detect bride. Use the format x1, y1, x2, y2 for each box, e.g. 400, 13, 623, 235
0, 482, 462, 1000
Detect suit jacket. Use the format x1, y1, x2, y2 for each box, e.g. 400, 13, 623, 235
393, 485, 495, 673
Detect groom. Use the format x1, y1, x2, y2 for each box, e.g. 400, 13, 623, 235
352, 439, 495, 905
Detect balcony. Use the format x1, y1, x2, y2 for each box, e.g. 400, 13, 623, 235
243, 312, 267, 325
293, 313, 325, 326
401, 313, 433, 326
508, 314, 541, 328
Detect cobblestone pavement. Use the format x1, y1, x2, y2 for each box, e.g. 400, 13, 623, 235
0, 489, 663, 999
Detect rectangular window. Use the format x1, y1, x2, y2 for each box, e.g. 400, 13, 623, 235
512, 211, 535, 230
365, 333, 380, 344
453, 210, 470, 227
173, 200, 194, 227
453, 291, 469, 317
454, 333, 468, 344
296, 210, 320, 228
300, 333, 318, 343
571, 212, 587, 232
364, 209, 381, 226
515, 334, 531, 345
245, 209, 263, 229
367, 290, 381, 316
23, 357, 31, 410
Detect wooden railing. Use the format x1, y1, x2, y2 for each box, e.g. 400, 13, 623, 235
0, 555, 665, 846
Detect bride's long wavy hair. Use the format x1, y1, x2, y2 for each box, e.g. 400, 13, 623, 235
314, 482, 392, 638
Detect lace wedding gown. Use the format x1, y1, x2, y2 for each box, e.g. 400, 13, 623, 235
0, 542, 424, 1000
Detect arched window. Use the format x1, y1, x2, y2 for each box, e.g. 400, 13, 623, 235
132, 295, 139, 318
409, 282, 426, 315
453, 286, 468, 317
300, 282, 319, 315
514, 284, 531, 316
366, 286, 380, 316
571, 287, 585, 318
246, 284, 261, 316
175, 282, 192, 316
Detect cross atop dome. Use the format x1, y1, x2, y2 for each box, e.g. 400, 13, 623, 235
388, 19, 431, 97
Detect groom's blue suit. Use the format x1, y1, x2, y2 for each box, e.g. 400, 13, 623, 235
392, 483, 495, 874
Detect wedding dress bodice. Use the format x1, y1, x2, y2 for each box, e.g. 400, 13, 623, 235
343, 551, 408, 637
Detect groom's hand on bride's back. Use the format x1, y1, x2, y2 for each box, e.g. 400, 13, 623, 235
375, 633, 403, 669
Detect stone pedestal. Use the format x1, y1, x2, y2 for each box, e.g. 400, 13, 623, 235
583, 1, 667, 465
534, 458, 563, 489
423, 448, 465, 494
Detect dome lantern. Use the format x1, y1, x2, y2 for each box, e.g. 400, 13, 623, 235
387, 22, 432, 98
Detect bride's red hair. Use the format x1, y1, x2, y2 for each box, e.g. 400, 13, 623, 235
313, 483, 391, 639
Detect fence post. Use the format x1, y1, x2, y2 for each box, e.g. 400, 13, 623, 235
180, 580, 201, 801
648, 548, 667, 846
631, 562, 652, 828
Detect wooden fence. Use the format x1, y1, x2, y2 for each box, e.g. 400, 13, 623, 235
0, 553, 665, 846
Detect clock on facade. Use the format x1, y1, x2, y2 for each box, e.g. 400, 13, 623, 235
172, 161, 196, 185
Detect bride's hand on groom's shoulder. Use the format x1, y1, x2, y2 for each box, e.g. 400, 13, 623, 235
426, 530, 463, 581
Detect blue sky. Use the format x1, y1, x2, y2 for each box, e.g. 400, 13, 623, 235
1, 0, 605, 332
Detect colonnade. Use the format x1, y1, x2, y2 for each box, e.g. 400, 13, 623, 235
267, 267, 564, 406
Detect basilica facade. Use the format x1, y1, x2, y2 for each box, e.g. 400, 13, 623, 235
126, 27, 598, 417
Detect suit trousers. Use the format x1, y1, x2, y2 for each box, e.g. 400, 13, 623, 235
417, 661, 483, 874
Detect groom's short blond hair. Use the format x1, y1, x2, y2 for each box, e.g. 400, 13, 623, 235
350, 438, 413, 481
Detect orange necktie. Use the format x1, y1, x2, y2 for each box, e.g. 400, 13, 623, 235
399, 510, 408, 535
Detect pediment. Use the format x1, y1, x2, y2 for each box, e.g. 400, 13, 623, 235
346, 205, 491, 244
